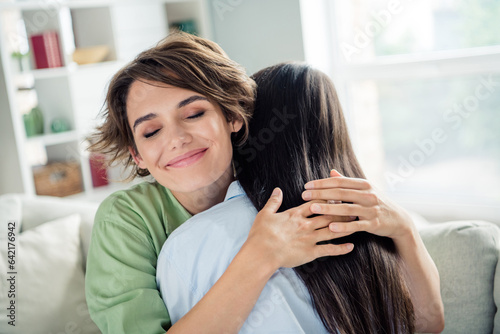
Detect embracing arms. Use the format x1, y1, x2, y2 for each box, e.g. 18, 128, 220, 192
85, 185, 353, 334
165, 188, 353, 334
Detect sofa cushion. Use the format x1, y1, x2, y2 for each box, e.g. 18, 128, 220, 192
0, 214, 100, 334
419, 220, 500, 333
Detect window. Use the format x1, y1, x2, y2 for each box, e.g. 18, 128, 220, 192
301, 0, 500, 222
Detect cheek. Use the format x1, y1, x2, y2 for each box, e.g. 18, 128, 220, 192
202, 119, 232, 145
203, 121, 233, 159
217, 126, 235, 151
136, 140, 162, 163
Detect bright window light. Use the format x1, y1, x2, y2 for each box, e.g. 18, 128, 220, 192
301, 0, 500, 223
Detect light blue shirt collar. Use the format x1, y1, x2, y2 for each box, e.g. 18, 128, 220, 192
224, 181, 245, 201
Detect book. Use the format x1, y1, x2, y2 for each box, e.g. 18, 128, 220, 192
30, 31, 63, 69
89, 154, 109, 188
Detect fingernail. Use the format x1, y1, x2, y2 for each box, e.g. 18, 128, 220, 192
346, 244, 354, 251
302, 191, 311, 200
304, 182, 314, 190
272, 188, 280, 197
330, 223, 339, 232
311, 204, 321, 213
330, 169, 343, 177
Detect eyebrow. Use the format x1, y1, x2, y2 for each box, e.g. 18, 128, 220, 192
133, 113, 158, 132
132, 95, 208, 132
177, 95, 208, 109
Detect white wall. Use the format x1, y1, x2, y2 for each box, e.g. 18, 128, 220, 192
208, 0, 305, 75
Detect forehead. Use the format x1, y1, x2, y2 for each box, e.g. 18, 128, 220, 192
127, 80, 187, 110
127, 80, 211, 118
125, 80, 227, 125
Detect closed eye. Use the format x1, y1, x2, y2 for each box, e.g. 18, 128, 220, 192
144, 129, 160, 138
187, 111, 205, 119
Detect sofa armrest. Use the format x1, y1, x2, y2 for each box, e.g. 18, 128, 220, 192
420, 220, 500, 333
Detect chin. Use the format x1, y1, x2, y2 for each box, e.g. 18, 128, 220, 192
156, 160, 233, 193
163, 174, 222, 194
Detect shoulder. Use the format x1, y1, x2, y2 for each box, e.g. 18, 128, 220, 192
159, 194, 256, 268
93, 181, 191, 254
158, 195, 257, 297
96, 181, 170, 218
169, 194, 256, 244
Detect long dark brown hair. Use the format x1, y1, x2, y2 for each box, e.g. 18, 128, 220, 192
233, 63, 414, 333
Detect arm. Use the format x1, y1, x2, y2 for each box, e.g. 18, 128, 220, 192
166, 188, 354, 334
302, 170, 445, 333
86, 219, 171, 334
392, 216, 445, 333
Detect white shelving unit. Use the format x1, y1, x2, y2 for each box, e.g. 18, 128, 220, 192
0, 0, 211, 198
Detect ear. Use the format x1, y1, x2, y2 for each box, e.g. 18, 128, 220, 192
231, 118, 244, 133
128, 146, 147, 169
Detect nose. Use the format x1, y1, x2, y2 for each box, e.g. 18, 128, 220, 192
166, 125, 192, 150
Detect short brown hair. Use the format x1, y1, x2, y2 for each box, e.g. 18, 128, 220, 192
88, 32, 255, 180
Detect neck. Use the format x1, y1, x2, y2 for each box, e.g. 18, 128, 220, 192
171, 166, 235, 215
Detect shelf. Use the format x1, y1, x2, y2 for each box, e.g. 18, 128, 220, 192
0, 0, 188, 11
25, 130, 80, 146
29, 66, 70, 79
0, 0, 114, 11
26, 60, 124, 80
0, 0, 209, 197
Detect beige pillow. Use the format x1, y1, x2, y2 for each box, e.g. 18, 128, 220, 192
0, 214, 100, 333
420, 220, 500, 334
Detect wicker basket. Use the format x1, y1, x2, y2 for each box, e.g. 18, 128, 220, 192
33, 161, 83, 197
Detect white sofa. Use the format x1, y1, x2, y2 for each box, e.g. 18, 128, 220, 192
0, 193, 499, 334
0, 194, 100, 334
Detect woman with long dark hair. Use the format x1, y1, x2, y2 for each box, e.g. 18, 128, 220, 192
157, 63, 444, 333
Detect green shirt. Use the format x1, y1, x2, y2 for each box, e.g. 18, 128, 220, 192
85, 181, 191, 334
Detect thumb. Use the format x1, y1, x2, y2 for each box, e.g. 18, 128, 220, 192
330, 169, 344, 178
263, 187, 283, 213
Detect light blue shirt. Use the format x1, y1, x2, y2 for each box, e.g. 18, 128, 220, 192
156, 181, 329, 334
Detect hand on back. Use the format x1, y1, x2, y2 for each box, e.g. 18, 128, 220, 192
246, 188, 354, 270
302, 170, 415, 241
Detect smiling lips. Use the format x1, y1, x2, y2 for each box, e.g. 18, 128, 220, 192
166, 148, 208, 168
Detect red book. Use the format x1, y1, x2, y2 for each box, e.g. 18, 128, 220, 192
89, 154, 109, 188
30, 31, 63, 69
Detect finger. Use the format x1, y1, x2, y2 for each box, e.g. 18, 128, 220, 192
308, 215, 335, 230
305, 176, 371, 191
302, 188, 376, 207
308, 215, 354, 230
291, 200, 326, 217
313, 227, 354, 243
261, 187, 283, 213
329, 220, 372, 234
309, 203, 371, 218
314, 243, 354, 258
335, 215, 357, 223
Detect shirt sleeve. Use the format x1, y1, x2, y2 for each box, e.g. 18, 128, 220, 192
85, 216, 170, 334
